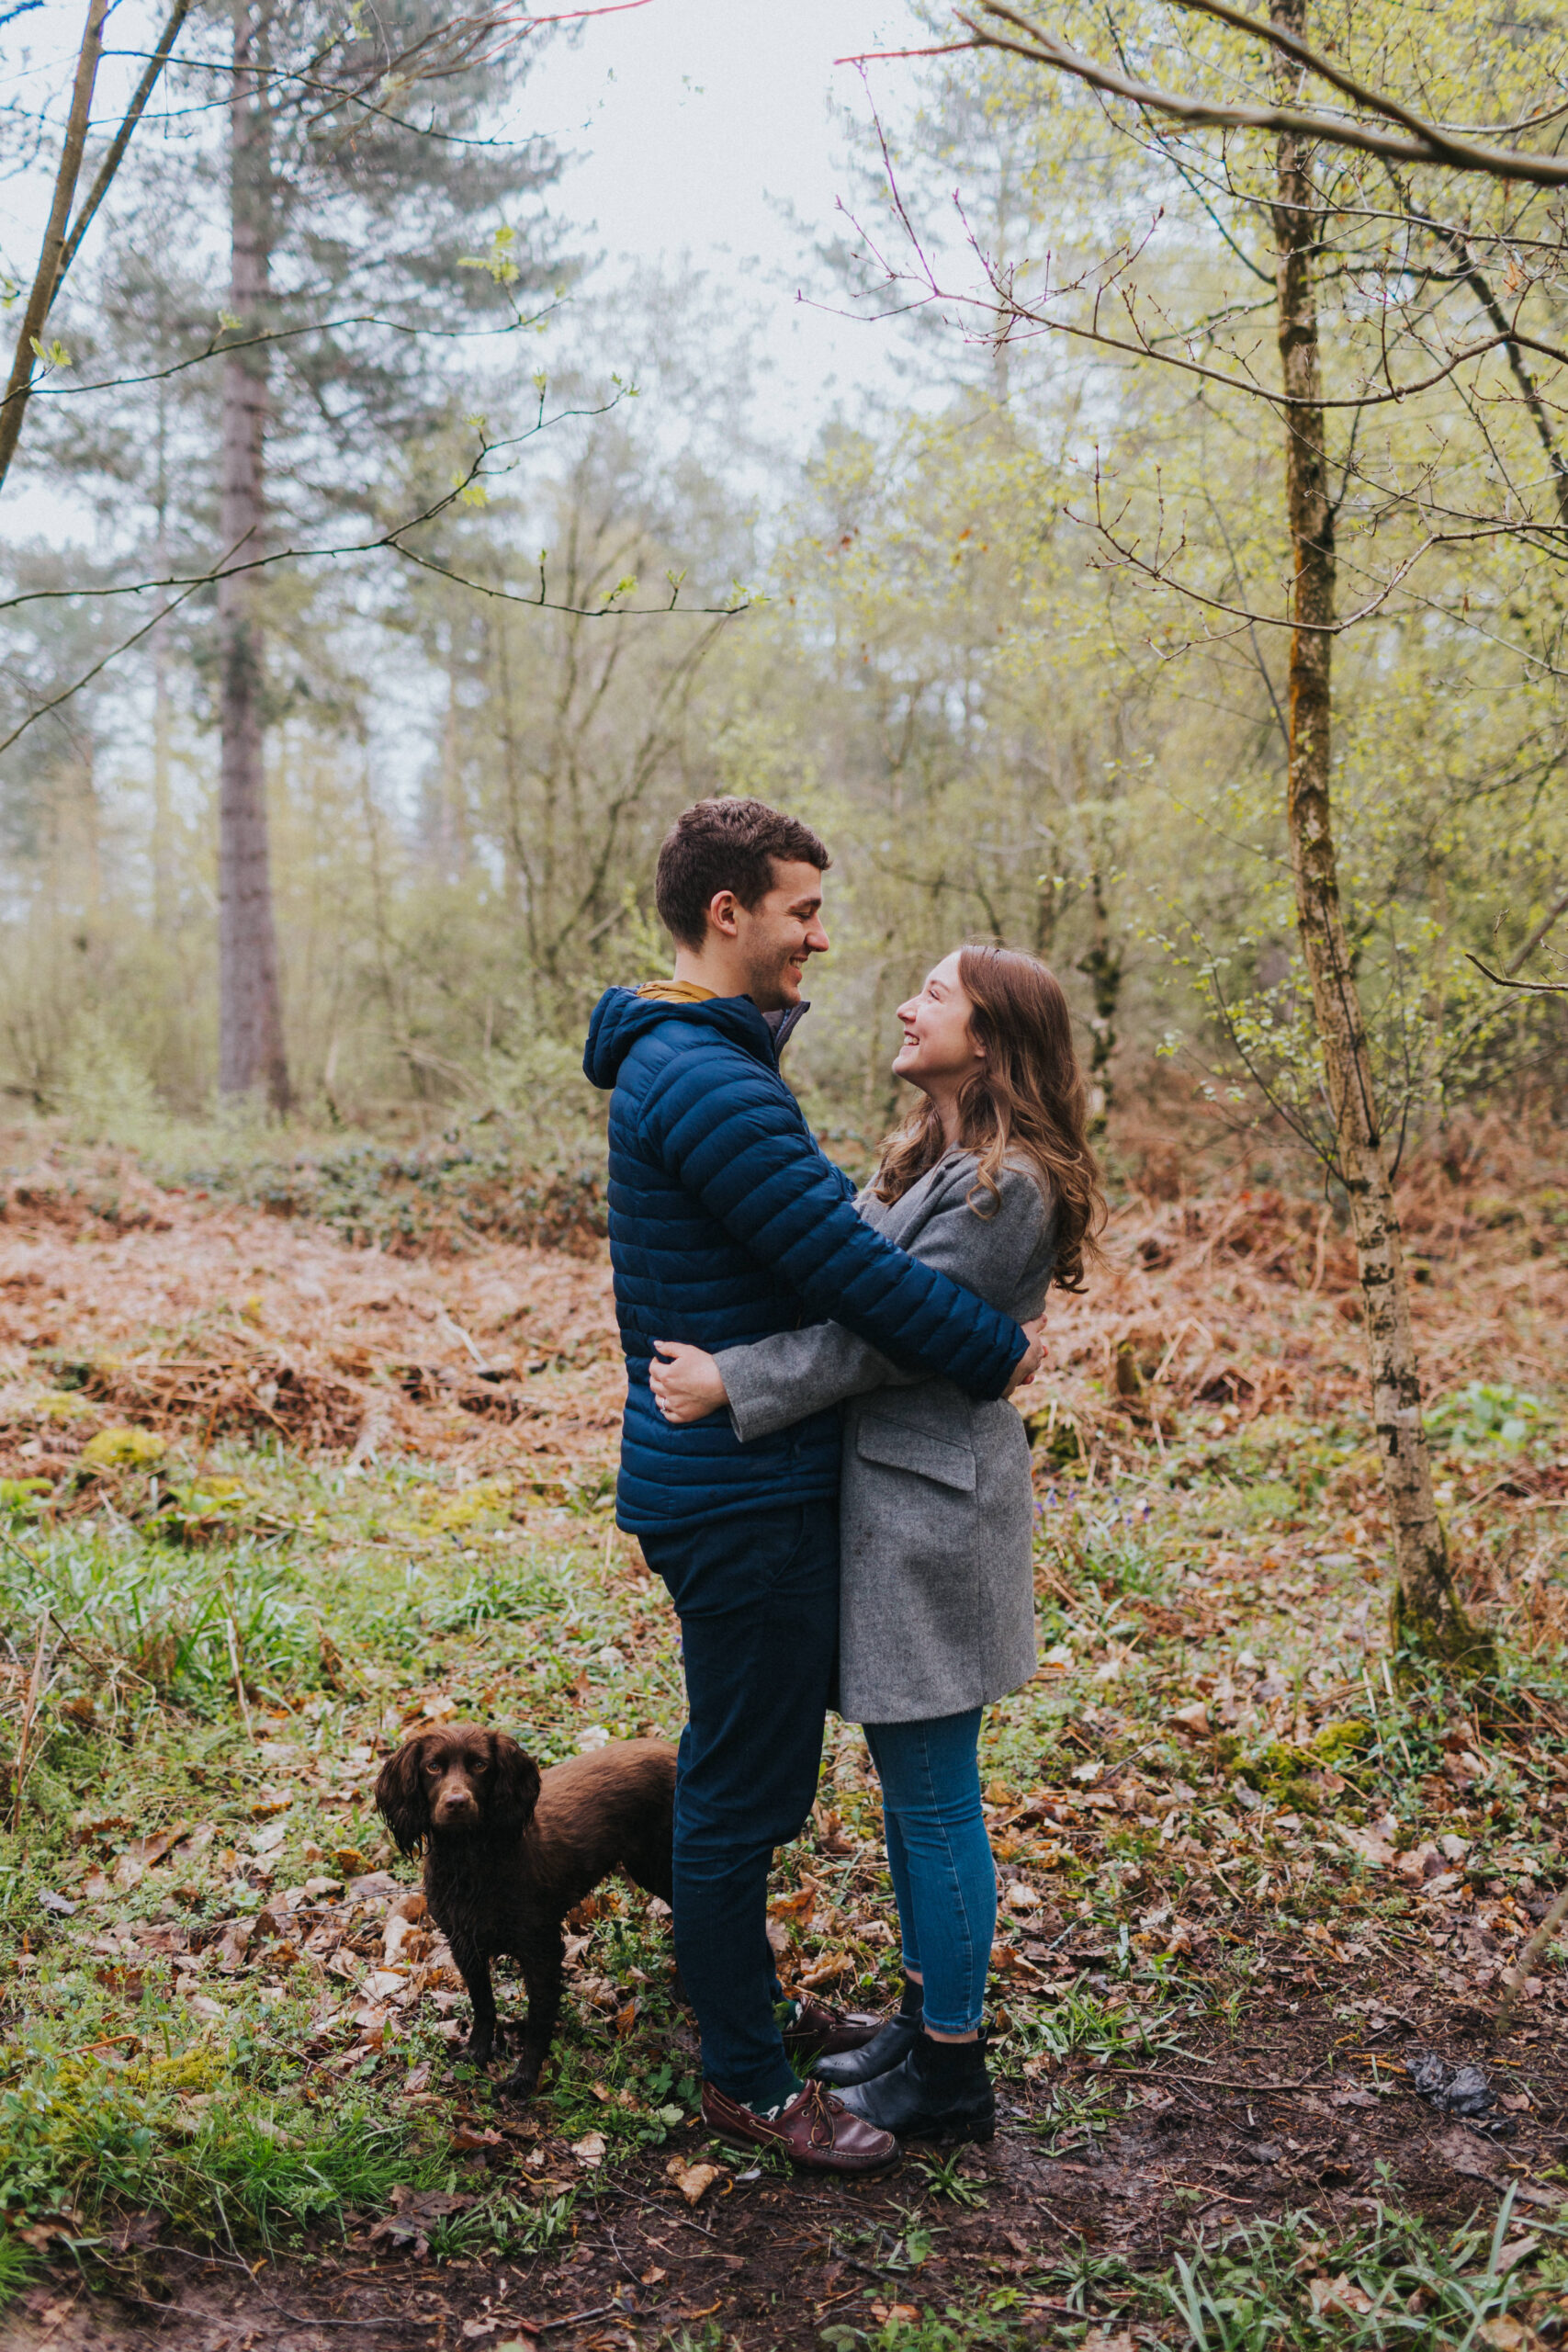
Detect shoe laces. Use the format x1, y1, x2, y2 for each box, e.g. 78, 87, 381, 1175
801, 2078, 840, 2150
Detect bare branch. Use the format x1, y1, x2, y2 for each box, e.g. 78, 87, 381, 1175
0, 0, 107, 496
960, 0, 1568, 187
1465, 953, 1568, 996
54, 0, 195, 300
1506, 885, 1568, 975
17, 295, 567, 413
1127, 0, 1521, 164
0, 404, 747, 754
1413, 213, 1568, 529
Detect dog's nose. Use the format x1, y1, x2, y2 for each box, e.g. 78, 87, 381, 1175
434, 1788, 476, 1819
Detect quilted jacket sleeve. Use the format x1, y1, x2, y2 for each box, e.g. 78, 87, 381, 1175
721, 1164, 1051, 1440
641, 1044, 1028, 1398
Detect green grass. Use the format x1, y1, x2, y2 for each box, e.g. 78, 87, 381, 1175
1156, 2191, 1568, 2349
813, 2198, 1568, 2347
2, 1372, 1567, 2331
0, 1448, 697, 2294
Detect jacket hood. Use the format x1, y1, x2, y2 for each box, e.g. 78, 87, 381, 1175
583, 987, 808, 1090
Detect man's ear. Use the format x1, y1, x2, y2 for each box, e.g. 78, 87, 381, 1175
706, 888, 740, 940
488, 1732, 543, 1831
375, 1736, 432, 1858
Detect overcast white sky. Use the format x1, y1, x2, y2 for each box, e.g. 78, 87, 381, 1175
0, 0, 953, 804
527, 0, 929, 433
0, 0, 938, 539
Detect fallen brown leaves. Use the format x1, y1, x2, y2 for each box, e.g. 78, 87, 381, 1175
1012, 1116, 1568, 1493
0, 1115, 1559, 1520
0, 1143, 623, 1499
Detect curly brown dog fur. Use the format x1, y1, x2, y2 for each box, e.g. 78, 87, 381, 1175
375, 1724, 675, 2096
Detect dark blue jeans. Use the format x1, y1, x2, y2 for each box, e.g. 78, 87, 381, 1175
863, 1709, 995, 2035
639, 1501, 839, 2110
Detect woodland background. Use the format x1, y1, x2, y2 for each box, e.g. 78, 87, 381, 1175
3, 7, 1568, 2341
1, 0, 1563, 1189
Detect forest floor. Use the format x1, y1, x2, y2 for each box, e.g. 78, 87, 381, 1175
0, 1124, 1566, 2351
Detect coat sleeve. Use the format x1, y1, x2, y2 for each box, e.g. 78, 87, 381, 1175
640, 1049, 1028, 1399
720, 1165, 1053, 1440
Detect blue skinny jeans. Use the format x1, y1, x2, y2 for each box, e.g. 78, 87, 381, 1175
863, 1708, 995, 2036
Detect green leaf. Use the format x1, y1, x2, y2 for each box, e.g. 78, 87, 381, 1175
458, 225, 522, 286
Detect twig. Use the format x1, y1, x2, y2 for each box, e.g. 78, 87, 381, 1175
0, 1518, 44, 1578
192, 1394, 223, 1485
1497, 1888, 1568, 2032
1506, 886, 1568, 976
1466, 954, 1568, 997
9, 1615, 49, 1832
222, 1599, 253, 1739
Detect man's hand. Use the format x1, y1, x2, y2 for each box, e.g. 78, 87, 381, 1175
649, 1340, 730, 1424
1004, 1315, 1048, 1397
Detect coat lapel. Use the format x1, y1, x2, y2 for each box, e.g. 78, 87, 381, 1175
858, 1154, 963, 1241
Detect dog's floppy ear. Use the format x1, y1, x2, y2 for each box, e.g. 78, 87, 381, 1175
488, 1731, 543, 1831
375, 1736, 432, 1858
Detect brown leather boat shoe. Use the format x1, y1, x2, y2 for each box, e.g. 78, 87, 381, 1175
701, 2078, 897, 2173
782, 1997, 882, 2062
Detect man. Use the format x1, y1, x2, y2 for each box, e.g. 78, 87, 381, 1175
583, 798, 1038, 2173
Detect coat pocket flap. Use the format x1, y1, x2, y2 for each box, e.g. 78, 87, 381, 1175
855, 1413, 976, 1493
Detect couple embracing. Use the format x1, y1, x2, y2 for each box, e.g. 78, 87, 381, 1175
583, 797, 1104, 2173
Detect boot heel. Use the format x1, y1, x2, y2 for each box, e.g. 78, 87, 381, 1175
930, 2109, 994, 2145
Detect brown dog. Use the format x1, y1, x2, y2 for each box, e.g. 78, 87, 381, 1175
374, 1724, 676, 2096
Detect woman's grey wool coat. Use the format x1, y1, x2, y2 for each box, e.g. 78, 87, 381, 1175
716, 1151, 1057, 1725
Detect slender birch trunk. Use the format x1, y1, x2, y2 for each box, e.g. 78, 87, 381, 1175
1077, 866, 1121, 1135
1269, 0, 1483, 1663
152, 379, 176, 933
0, 0, 107, 492
218, 0, 289, 1107
0, 0, 190, 500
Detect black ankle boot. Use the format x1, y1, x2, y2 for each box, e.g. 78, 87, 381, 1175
813, 1977, 923, 2089
837, 2028, 995, 2143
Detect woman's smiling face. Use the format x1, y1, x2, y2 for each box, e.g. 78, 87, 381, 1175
893, 952, 987, 1093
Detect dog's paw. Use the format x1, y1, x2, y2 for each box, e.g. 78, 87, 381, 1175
499, 2064, 542, 2101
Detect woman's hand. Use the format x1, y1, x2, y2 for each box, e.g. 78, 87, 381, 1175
1004, 1314, 1048, 1396
649, 1340, 730, 1424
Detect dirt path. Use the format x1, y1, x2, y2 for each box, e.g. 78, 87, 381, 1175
11, 1974, 1567, 2351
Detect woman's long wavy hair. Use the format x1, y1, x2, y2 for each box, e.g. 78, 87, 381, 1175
873, 944, 1106, 1292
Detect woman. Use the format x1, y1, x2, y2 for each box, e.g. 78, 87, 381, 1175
649, 944, 1105, 2143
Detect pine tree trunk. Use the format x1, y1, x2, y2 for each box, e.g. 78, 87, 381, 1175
218, 0, 288, 1107
1269, 0, 1482, 1664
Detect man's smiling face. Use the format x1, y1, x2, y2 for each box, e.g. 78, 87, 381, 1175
732, 859, 829, 1010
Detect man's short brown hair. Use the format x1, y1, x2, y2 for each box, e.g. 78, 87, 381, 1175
654, 797, 830, 950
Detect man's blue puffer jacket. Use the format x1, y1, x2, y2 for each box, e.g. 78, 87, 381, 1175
583, 986, 1027, 1534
